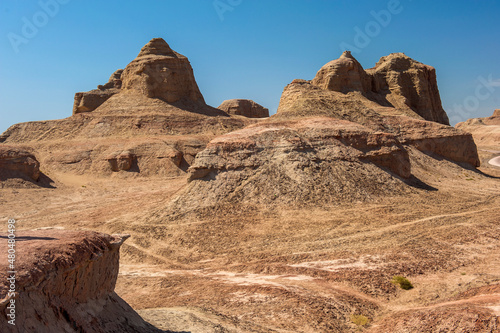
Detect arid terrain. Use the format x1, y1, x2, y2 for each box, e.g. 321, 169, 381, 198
1, 39, 499, 332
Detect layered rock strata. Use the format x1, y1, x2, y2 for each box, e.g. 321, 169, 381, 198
0, 230, 160, 333
0, 146, 40, 181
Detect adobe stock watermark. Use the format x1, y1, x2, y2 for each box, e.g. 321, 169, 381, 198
340, 0, 411, 54
6, 219, 17, 326
7, 0, 71, 54
213, 0, 243, 22
448, 75, 500, 124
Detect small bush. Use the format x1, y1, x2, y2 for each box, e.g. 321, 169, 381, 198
391, 275, 414, 290
350, 314, 370, 326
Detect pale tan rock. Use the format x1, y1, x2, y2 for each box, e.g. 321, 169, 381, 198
217, 99, 269, 118
121, 38, 205, 105
0, 146, 40, 181
312, 51, 371, 93
0, 38, 252, 180
107, 151, 135, 171
168, 150, 183, 167
366, 53, 449, 125
0, 229, 161, 332
277, 52, 478, 167
384, 116, 480, 167
182, 117, 414, 209
455, 109, 500, 151
73, 69, 123, 114
309, 52, 449, 125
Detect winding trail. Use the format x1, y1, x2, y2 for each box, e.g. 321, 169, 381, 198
489, 156, 500, 167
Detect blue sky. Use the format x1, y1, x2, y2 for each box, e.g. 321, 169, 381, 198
1, 0, 499, 133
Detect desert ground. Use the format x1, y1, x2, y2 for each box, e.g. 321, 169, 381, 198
1, 39, 499, 332
1, 147, 499, 332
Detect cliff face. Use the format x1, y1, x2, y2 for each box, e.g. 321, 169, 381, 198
310, 51, 449, 125
121, 38, 205, 105
73, 69, 123, 114
366, 53, 449, 125
312, 51, 372, 93
0, 230, 160, 333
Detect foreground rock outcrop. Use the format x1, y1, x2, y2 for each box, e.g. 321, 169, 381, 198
0, 146, 40, 181
217, 99, 269, 118
0, 230, 160, 333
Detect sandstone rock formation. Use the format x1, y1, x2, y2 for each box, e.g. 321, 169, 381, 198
312, 51, 371, 93
276, 52, 478, 167
172, 117, 415, 211
309, 51, 449, 125
72, 38, 214, 115
169, 52, 480, 211
73, 69, 123, 114
456, 109, 500, 129
0, 229, 161, 333
1, 38, 254, 180
0, 146, 40, 181
121, 38, 205, 105
456, 109, 500, 150
106, 151, 136, 172
217, 99, 270, 118
383, 116, 480, 167
366, 53, 449, 125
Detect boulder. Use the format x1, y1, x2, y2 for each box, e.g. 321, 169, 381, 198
0, 229, 161, 332
106, 151, 135, 172
217, 99, 269, 118
0, 146, 40, 181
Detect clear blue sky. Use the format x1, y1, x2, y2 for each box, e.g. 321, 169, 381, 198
1, 0, 499, 133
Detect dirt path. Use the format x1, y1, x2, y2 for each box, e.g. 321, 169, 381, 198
489, 156, 500, 167
323, 208, 495, 245
411, 293, 500, 312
